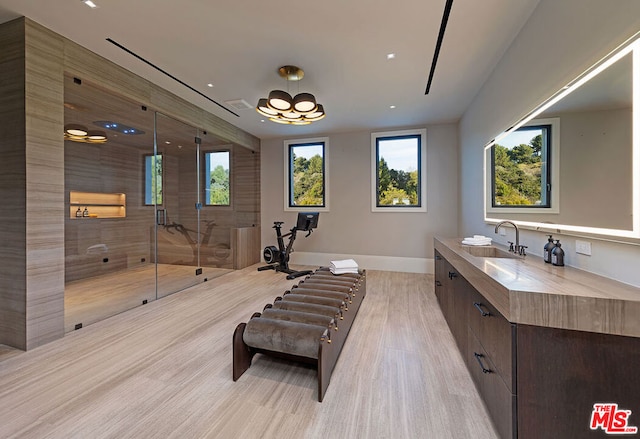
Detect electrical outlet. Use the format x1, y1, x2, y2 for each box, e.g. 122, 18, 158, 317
575, 240, 592, 256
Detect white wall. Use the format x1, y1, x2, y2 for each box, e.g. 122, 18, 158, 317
260, 124, 458, 273
460, 0, 640, 287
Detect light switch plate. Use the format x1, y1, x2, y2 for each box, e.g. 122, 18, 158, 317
576, 240, 592, 256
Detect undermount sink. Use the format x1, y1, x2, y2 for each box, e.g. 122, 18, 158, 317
462, 245, 519, 259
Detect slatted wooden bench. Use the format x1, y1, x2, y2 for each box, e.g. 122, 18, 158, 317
232, 269, 366, 401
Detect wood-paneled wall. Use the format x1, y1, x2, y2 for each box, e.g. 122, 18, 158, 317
0, 18, 66, 349
0, 16, 261, 350
0, 18, 29, 349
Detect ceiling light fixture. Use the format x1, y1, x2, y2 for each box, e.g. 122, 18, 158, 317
256, 65, 325, 125
65, 124, 88, 136
64, 124, 107, 143
83, 0, 98, 8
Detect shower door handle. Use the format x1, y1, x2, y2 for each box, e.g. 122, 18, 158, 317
156, 209, 167, 226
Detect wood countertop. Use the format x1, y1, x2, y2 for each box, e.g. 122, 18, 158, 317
434, 237, 640, 338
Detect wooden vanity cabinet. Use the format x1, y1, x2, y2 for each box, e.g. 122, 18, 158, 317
435, 249, 640, 439
467, 287, 516, 392
434, 251, 450, 320
467, 329, 517, 439
517, 324, 640, 439
434, 250, 469, 353
466, 287, 517, 439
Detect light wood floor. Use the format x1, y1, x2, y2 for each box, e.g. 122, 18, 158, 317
64, 264, 233, 333
0, 266, 498, 439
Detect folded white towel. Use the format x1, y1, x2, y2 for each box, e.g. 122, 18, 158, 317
330, 259, 359, 274
330, 259, 358, 269
462, 237, 492, 246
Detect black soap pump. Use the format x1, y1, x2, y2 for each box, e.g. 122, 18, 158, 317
543, 235, 555, 264
551, 240, 564, 266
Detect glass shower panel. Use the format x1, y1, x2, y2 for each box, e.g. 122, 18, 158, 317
153, 113, 203, 298
64, 75, 156, 332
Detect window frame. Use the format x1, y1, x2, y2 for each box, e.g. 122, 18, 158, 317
486, 117, 560, 214
371, 128, 427, 213
203, 148, 232, 208
283, 137, 330, 212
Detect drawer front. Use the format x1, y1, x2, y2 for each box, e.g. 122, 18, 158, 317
468, 329, 517, 439
468, 287, 515, 392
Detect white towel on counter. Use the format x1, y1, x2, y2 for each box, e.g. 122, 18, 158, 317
330, 258, 359, 274
461, 235, 492, 246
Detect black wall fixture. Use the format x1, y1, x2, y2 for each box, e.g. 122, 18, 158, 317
425, 0, 454, 95
106, 38, 239, 117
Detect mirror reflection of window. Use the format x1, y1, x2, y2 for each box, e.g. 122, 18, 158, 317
205, 151, 230, 206
492, 124, 551, 208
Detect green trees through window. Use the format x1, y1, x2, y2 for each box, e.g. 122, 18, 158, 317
377, 156, 419, 205
374, 134, 422, 207
145, 154, 163, 205
288, 142, 325, 207
205, 151, 230, 206
492, 125, 549, 207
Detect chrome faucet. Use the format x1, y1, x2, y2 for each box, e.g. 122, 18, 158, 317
494, 221, 526, 255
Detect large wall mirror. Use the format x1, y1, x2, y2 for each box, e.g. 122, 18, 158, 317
484, 33, 640, 239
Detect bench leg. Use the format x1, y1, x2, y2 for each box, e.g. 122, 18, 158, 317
233, 323, 254, 381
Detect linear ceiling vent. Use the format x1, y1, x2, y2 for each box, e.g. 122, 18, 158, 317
224, 99, 253, 111
105, 38, 239, 117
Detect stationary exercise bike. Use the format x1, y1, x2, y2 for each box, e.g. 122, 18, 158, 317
257, 212, 319, 279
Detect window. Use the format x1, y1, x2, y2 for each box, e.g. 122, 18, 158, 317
371, 129, 427, 212
489, 118, 559, 211
144, 154, 163, 205
284, 138, 329, 210
205, 151, 230, 206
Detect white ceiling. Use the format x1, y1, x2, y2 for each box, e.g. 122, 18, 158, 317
0, 0, 540, 140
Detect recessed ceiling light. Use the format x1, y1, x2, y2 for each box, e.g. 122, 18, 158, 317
207, 83, 214, 88
165, 141, 171, 144
94, 121, 144, 135
390, 105, 396, 109
387, 53, 396, 60
83, 0, 98, 8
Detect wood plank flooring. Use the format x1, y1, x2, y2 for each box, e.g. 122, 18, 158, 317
0, 267, 498, 438
64, 264, 233, 333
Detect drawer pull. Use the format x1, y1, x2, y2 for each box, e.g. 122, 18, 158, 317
448, 271, 458, 280
473, 302, 491, 317
474, 352, 492, 374
435, 281, 442, 287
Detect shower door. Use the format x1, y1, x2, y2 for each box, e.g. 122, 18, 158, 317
153, 113, 203, 298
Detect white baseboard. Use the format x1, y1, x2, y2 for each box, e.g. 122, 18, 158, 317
289, 252, 433, 274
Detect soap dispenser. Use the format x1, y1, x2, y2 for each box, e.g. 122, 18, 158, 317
551, 240, 564, 266
82, 207, 89, 217
75, 207, 82, 218
543, 235, 555, 264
